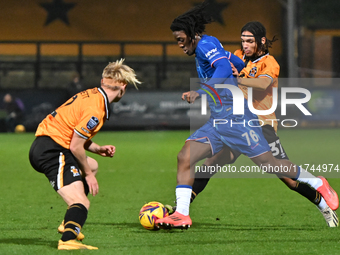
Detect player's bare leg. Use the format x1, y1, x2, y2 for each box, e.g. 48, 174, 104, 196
166, 147, 235, 214
192, 147, 234, 201
157, 141, 212, 229
87, 156, 98, 176
58, 157, 98, 240
176, 141, 212, 185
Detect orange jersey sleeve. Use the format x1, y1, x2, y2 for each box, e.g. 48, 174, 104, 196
35, 87, 110, 149
234, 49, 243, 59
234, 50, 280, 131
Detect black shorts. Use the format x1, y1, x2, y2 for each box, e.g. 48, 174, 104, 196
232, 125, 289, 160
29, 136, 85, 191
261, 125, 289, 160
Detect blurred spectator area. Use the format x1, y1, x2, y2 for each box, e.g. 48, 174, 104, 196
0, 38, 338, 131
0, 33, 340, 91
0, 41, 240, 90
0, 40, 240, 132
0, 89, 69, 132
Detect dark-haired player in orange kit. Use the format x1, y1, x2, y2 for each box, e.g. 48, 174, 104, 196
29, 59, 140, 250
182, 21, 339, 227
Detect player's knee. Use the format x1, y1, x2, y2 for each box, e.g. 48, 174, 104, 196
87, 157, 98, 176
177, 148, 190, 166
58, 182, 91, 209
83, 197, 90, 210
76, 195, 90, 210
228, 154, 237, 164
75, 193, 90, 209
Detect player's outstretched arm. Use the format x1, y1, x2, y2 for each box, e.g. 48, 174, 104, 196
85, 140, 115, 157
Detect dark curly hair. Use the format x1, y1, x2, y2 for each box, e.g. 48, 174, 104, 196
170, 0, 214, 41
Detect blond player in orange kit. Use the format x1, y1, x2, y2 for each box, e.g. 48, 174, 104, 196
29, 59, 140, 250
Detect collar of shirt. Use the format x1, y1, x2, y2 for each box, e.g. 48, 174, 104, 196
98, 87, 111, 120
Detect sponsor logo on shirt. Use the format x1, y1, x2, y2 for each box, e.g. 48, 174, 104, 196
205, 48, 218, 58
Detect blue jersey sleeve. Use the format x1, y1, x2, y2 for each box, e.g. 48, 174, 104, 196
196, 58, 234, 97
194, 36, 236, 99
228, 52, 245, 73
196, 41, 228, 68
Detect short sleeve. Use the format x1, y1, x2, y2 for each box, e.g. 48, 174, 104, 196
74, 107, 104, 139
258, 57, 280, 79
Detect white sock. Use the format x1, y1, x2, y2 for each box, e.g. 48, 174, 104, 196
296, 166, 323, 190
175, 185, 192, 216
317, 197, 328, 210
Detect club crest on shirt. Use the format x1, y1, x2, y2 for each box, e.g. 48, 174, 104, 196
87, 116, 99, 130
249, 67, 257, 77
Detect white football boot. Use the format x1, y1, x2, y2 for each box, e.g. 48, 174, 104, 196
318, 205, 339, 227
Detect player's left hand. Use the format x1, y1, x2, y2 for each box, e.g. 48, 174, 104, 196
98, 145, 116, 157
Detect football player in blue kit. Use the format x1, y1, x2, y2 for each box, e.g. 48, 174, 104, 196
156, 0, 338, 229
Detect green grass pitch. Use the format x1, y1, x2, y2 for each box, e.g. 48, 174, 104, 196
0, 129, 339, 254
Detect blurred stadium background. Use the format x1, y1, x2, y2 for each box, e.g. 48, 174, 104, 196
0, 0, 339, 132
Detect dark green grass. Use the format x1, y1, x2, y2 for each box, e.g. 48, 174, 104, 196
0, 129, 339, 254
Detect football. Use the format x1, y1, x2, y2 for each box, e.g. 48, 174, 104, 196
139, 201, 169, 230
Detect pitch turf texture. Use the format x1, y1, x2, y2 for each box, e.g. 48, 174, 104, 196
0, 129, 339, 254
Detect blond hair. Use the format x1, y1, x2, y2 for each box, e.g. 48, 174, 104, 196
102, 59, 141, 89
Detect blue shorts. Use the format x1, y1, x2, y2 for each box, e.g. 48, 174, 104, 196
187, 111, 270, 158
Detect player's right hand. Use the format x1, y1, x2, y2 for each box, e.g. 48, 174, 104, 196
85, 174, 99, 196
182, 91, 199, 104
230, 63, 239, 76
